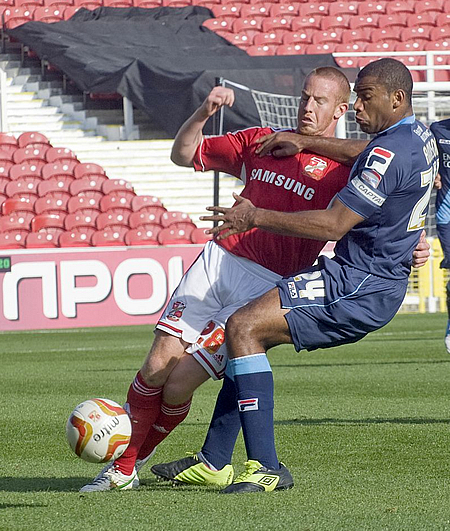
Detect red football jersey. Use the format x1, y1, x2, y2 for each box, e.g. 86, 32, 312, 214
193, 127, 351, 276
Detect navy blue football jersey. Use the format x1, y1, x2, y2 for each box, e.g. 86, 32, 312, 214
430, 119, 450, 225
335, 116, 439, 280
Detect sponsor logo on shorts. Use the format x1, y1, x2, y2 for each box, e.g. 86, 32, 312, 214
304, 156, 328, 180
288, 281, 298, 298
238, 398, 259, 412
365, 146, 395, 176
351, 176, 385, 206
167, 301, 186, 322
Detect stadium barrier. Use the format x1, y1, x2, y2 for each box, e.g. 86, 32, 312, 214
0, 245, 202, 331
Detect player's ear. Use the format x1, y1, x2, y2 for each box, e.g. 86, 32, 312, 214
334, 102, 348, 120
392, 89, 406, 109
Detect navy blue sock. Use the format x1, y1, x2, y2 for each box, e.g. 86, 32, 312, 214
230, 354, 279, 470
201, 372, 241, 470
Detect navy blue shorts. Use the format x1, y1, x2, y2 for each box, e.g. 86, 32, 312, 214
277, 256, 408, 352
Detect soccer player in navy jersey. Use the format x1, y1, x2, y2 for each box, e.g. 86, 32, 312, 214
190, 58, 439, 493
428, 120, 450, 352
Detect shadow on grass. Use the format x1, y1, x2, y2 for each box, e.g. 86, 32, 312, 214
0, 477, 92, 493
271, 359, 450, 369
0, 503, 48, 509
275, 417, 450, 426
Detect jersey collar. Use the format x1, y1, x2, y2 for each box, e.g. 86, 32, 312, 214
379, 114, 415, 135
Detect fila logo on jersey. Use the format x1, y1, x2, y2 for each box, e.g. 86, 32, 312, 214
238, 398, 259, 412
365, 147, 395, 176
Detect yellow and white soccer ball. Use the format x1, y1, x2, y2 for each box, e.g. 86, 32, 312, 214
66, 398, 132, 463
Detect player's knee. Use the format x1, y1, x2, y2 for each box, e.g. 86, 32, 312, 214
140, 337, 186, 387
162, 379, 193, 405
226, 310, 256, 346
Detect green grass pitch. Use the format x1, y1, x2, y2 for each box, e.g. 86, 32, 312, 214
1, 313, 450, 531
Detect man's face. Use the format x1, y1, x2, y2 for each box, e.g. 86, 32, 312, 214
296, 74, 343, 137
353, 75, 397, 134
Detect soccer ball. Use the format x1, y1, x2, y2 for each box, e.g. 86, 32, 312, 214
66, 398, 132, 463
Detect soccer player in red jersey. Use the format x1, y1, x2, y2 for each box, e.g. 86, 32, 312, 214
80, 67, 429, 491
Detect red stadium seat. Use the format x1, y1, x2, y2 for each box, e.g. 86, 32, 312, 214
67, 194, 102, 213
224, 30, 261, 48
157, 227, 192, 245
17, 131, 50, 149
416, 0, 444, 16
239, 4, 270, 17
247, 44, 277, 56
73, 162, 106, 179
282, 29, 315, 45
202, 17, 234, 32
45, 147, 78, 163
34, 193, 70, 214
26, 230, 60, 248
31, 212, 66, 231
0, 133, 18, 155
329, 1, 359, 16
5, 178, 40, 199
348, 14, 379, 30
430, 26, 450, 42
44, 0, 74, 7
129, 207, 166, 227
15, 0, 43, 6
13, 146, 49, 165
133, 0, 162, 6
9, 162, 43, 181
341, 29, 372, 44
131, 195, 164, 211
378, 13, 407, 29
305, 42, 337, 54
276, 43, 308, 55
190, 227, 212, 244
407, 13, 438, 28
0, 230, 27, 248
320, 15, 351, 31
299, 3, 329, 17
160, 210, 193, 228
312, 29, 343, 44
358, 1, 387, 16
59, 228, 93, 247
168, 221, 196, 236
64, 209, 100, 231
0, 176, 11, 196
96, 209, 131, 229
92, 227, 128, 247
334, 56, 359, 68
369, 27, 402, 45
41, 160, 77, 180
2, 196, 35, 215
386, 0, 414, 15
104, 0, 132, 5
269, 4, 300, 17
0, 150, 14, 165
401, 27, 431, 44
102, 178, 135, 196
3, 7, 36, 29
63, 5, 80, 18
125, 227, 160, 246
261, 16, 293, 32
394, 40, 427, 52
69, 175, 107, 196
72, 0, 101, 6
162, 0, 190, 5
254, 30, 285, 46
232, 16, 265, 33
290, 16, 322, 32
100, 193, 133, 213
37, 176, 74, 197
0, 211, 34, 232
212, 4, 241, 18
0, 163, 13, 181
33, 5, 65, 21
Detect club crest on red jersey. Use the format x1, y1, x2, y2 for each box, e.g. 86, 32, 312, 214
167, 301, 186, 322
304, 156, 328, 180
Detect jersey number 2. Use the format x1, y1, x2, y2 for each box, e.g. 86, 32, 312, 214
407, 164, 437, 231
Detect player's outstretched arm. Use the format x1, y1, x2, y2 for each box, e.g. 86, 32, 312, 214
202, 193, 363, 242
255, 133, 368, 166
171, 87, 235, 167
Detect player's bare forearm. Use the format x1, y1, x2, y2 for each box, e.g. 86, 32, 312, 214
202, 193, 363, 242
256, 133, 368, 166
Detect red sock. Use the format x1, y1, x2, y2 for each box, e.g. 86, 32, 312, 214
115, 371, 162, 475
137, 399, 192, 460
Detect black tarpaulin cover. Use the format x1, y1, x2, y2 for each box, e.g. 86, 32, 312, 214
8, 7, 344, 136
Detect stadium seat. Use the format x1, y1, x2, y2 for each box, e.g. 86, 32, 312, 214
3, 7, 35, 30
190, 227, 212, 244
9, 163, 43, 181
290, 16, 322, 32
0, 211, 34, 232
34, 193, 70, 214
44, 0, 74, 7
0, 150, 14, 165
401, 27, 431, 44
378, 14, 407, 29
133, 0, 162, 6
96, 209, 131, 230
45, 147, 78, 163
67, 194, 102, 213
63, 5, 80, 19
261, 16, 293, 32
223, 30, 260, 48
341, 29, 372, 44
282, 29, 315, 45
386, 0, 415, 15
0, 176, 11, 196
92, 227, 127, 247
131, 194, 164, 211
269, 4, 300, 17
0, 162, 13, 179
202, 18, 233, 32
0, 193, 7, 211
0, 230, 27, 249
33, 5, 65, 21
5, 178, 40, 199
416, 0, 444, 16
312, 29, 343, 44
162, 0, 190, 6
31, 212, 66, 231
15, 0, 43, 6
59, 228, 92, 247
0, 133, 18, 155
25, 230, 60, 248
73, 162, 106, 179
168, 221, 196, 236
305, 42, 337, 54
100, 193, 133, 212
13, 146, 49, 165
357, 1, 387, 16
348, 14, 379, 30
320, 15, 351, 31
232, 16, 265, 33
276, 43, 308, 55
104, 0, 132, 5
299, 3, 329, 17
430, 26, 450, 42
157, 227, 192, 245
64, 209, 99, 231
160, 210, 193, 228
369, 27, 402, 45
125, 227, 160, 246
37, 176, 73, 197
334, 56, 359, 68
212, 4, 241, 18
17, 131, 50, 149
328, 1, 359, 16
2, 196, 35, 215
247, 44, 277, 56
72, 0, 101, 6
129, 207, 166, 227
240, 4, 270, 18
102, 178, 135, 196
254, 30, 285, 46
41, 160, 77, 180
407, 13, 438, 28
69, 175, 107, 196
395, 40, 427, 52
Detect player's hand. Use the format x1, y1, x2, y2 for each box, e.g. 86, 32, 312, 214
200, 193, 257, 239
255, 132, 307, 158
434, 173, 442, 190
199, 86, 235, 119
412, 230, 430, 269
